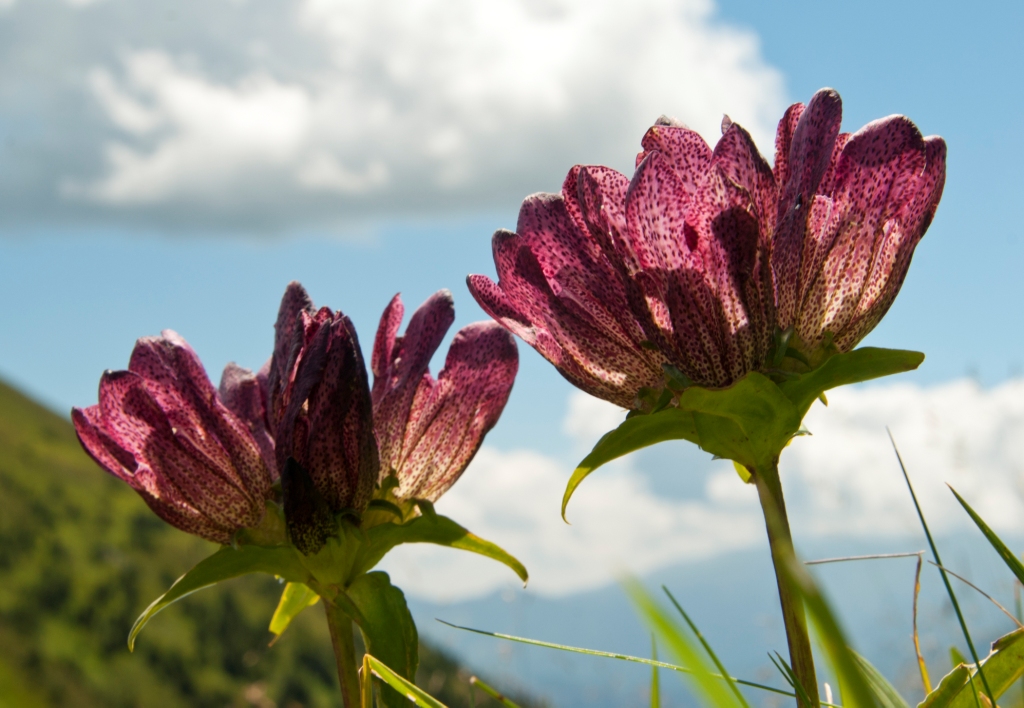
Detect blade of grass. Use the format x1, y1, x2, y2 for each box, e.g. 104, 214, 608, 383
469, 677, 520, 708
889, 429, 993, 708
852, 652, 910, 708
436, 619, 794, 699
627, 580, 744, 708
651, 634, 661, 708
662, 586, 750, 708
361, 653, 374, 708
949, 485, 1024, 586
914, 554, 932, 695
769, 651, 813, 708
364, 654, 447, 708
927, 561, 1024, 628
806, 552, 926, 565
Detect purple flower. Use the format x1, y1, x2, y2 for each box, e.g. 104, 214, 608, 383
222, 282, 379, 517
371, 290, 518, 502
770, 89, 946, 357
468, 119, 775, 408
73, 332, 274, 544
469, 88, 946, 404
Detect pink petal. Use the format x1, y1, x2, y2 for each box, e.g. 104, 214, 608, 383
267, 282, 315, 427
394, 322, 518, 501
370, 293, 404, 403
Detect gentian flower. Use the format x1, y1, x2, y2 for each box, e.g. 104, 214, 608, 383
73, 332, 274, 544
219, 283, 517, 551
467, 118, 775, 408
769, 89, 946, 359
372, 290, 518, 502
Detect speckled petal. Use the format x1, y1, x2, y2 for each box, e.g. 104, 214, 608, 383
637, 123, 712, 199
773, 89, 844, 326
267, 282, 315, 427
468, 194, 664, 408
220, 362, 276, 478
373, 291, 455, 477
625, 152, 728, 385
129, 332, 272, 500
392, 322, 518, 501
799, 115, 936, 348
292, 314, 379, 512
370, 294, 404, 404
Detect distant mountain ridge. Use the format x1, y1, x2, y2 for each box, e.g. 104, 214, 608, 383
0, 379, 542, 708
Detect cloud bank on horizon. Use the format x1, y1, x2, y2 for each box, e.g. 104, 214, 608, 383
0, 0, 784, 233
382, 379, 1024, 602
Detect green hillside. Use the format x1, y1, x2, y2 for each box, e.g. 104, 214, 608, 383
0, 380, 540, 708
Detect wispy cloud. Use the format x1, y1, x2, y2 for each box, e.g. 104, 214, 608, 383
0, 0, 784, 233
382, 380, 1024, 602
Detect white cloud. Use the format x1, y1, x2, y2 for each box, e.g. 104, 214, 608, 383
7, 0, 786, 230
383, 380, 1024, 602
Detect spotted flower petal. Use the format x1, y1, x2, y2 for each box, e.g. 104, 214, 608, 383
73, 332, 273, 544
372, 293, 518, 501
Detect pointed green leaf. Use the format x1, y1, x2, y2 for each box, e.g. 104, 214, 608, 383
627, 580, 745, 708
779, 348, 924, 415
853, 652, 910, 708
949, 647, 968, 670
949, 486, 1024, 586
651, 634, 661, 708
129, 544, 308, 650
562, 407, 699, 520
364, 654, 447, 708
269, 582, 320, 639
347, 571, 419, 708
920, 628, 1024, 708
356, 514, 527, 584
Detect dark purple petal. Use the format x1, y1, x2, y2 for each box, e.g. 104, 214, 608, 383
220, 362, 276, 478
281, 313, 379, 512
267, 282, 315, 428
393, 322, 518, 501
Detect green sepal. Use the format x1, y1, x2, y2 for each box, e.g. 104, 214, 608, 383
354, 513, 528, 585
777, 347, 924, 416
919, 627, 1024, 708
345, 571, 419, 708
563, 347, 924, 519
129, 544, 308, 650
268, 581, 321, 640
563, 372, 799, 519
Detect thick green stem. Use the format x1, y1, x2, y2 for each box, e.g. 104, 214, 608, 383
325, 600, 361, 707
754, 461, 819, 708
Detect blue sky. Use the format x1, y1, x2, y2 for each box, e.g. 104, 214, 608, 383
1, 0, 1022, 601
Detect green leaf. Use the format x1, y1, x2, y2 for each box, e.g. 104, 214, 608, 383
355, 514, 527, 584
129, 544, 308, 650
853, 652, 910, 708
627, 580, 745, 708
562, 407, 699, 520
949, 647, 968, 670
778, 347, 924, 416
268, 582, 320, 639
920, 628, 1024, 708
346, 571, 419, 708
563, 372, 800, 519
364, 654, 447, 708
949, 486, 1024, 586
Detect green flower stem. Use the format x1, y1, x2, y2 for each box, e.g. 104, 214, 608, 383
325, 599, 361, 707
754, 461, 818, 708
